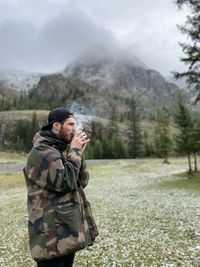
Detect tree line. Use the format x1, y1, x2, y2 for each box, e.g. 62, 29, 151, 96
0, 86, 86, 111
11, 96, 200, 173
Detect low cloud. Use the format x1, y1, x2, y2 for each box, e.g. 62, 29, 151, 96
0, 7, 118, 72
0, 0, 189, 75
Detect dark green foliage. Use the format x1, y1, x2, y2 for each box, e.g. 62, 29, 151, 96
5, 83, 87, 111
110, 135, 127, 159
85, 109, 153, 159
174, 0, 200, 102
12, 113, 39, 152
108, 106, 119, 138
85, 143, 94, 159
189, 123, 200, 172
174, 98, 193, 154
154, 107, 172, 158
93, 140, 103, 159
143, 131, 155, 157
30, 113, 40, 139
0, 99, 12, 111
174, 97, 200, 172
85, 120, 128, 159
94, 135, 127, 159
101, 138, 112, 159
128, 97, 142, 158
143, 142, 155, 157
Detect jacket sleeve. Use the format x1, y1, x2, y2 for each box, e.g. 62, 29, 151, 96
78, 156, 89, 188
25, 147, 82, 193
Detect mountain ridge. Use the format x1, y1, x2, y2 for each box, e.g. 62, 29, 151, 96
0, 48, 188, 119
0, 69, 42, 91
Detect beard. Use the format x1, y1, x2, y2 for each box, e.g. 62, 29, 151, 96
58, 125, 73, 143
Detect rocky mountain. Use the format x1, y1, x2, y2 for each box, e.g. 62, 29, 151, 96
31, 73, 120, 118
0, 69, 42, 91
0, 48, 188, 120
63, 49, 183, 117
165, 75, 189, 91
64, 48, 147, 91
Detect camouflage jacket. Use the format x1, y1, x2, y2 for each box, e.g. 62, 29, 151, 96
23, 131, 98, 262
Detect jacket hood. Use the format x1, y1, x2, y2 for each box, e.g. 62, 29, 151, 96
33, 130, 67, 151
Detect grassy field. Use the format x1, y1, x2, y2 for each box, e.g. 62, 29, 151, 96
0, 156, 200, 266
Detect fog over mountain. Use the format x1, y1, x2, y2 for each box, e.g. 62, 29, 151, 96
0, 0, 189, 76
29, 48, 182, 120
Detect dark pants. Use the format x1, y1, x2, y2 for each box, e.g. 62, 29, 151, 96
37, 253, 75, 267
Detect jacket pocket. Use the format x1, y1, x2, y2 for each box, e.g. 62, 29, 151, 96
55, 206, 86, 255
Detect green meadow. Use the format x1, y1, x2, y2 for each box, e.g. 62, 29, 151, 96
0, 154, 200, 267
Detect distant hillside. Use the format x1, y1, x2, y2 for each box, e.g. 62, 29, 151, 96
0, 82, 17, 100
0, 69, 42, 91
0, 110, 48, 147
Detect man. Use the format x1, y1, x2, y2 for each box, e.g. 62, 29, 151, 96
23, 107, 98, 267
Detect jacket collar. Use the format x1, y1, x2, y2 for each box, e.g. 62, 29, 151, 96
33, 130, 67, 152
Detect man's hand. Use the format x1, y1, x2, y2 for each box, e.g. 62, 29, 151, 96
70, 131, 90, 152
80, 142, 89, 153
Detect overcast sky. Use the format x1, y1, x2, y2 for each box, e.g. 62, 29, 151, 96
0, 0, 189, 76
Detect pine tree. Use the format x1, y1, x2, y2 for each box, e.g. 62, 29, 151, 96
189, 123, 200, 172
143, 131, 154, 157
93, 139, 103, 159
115, 136, 127, 158
174, 0, 200, 102
102, 138, 111, 159
174, 97, 194, 173
108, 106, 119, 139
154, 108, 172, 161
14, 136, 26, 152
85, 144, 94, 159
91, 121, 102, 140
13, 119, 30, 152
12, 113, 39, 152
30, 113, 39, 139
109, 135, 126, 159
128, 97, 142, 158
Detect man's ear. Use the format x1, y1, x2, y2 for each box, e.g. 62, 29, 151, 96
52, 122, 61, 132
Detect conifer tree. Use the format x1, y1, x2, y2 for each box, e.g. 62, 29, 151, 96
154, 108, 172, 162
13, 119, 30, 151
30, 113, 39, 139
85, 144, 94, 159
93, 139, 103, 159
174, 0, 200, 102
108, 106, 119, 139
115, 136, 127, 158
128, 97, 142, 158
12, 112, 39, 152
174, 97, 194, 172
189, 123, 200, 172
143, 131, 155, 157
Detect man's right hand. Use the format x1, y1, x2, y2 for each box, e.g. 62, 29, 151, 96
70, 131, 90, 151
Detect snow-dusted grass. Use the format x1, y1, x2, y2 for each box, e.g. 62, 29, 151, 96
0, 158, 200, 267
